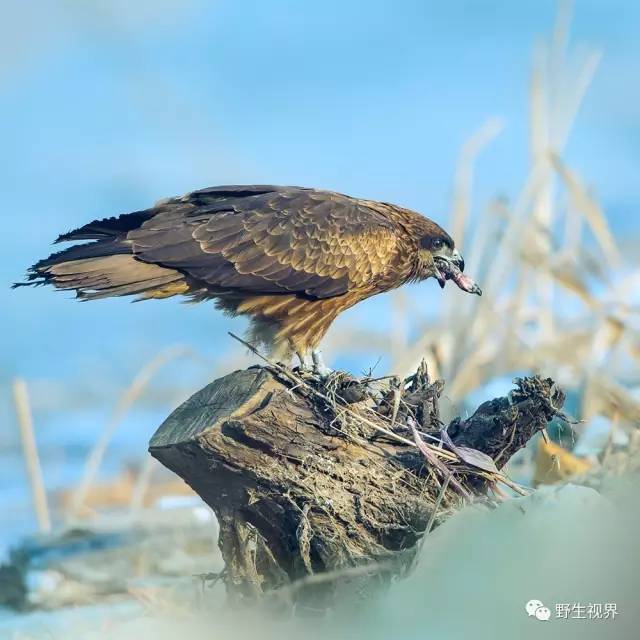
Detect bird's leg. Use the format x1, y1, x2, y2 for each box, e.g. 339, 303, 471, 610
297, 351, 312, 372
311, 349, 332, 377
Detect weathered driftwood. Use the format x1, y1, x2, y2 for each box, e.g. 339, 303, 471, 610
149, 365, 565, 610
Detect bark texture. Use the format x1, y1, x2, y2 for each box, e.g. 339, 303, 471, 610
149, 366, 565, 610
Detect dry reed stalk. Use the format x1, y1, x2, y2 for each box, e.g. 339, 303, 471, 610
383, 2, 613, 409
530, 43, 555, 341
555, 50, 602, 152
551, 154, 620, 268
442, 118, 504, 337
449, 117, 504, 253
70, 345, 191, 517
12, 379, 51, 534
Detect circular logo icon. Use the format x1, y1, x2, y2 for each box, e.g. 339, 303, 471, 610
535, 606, 551, 621
526, 600, 544, 617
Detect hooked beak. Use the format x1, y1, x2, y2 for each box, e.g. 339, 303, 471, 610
451, 249, 465, 273
434, 249, 465, 289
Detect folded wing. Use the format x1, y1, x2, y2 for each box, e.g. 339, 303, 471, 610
128, 186, 400, 299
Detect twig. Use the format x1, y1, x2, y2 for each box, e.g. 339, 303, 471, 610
407, 418, 471, 499
229, 332, 536, 498
228, 332, 452, 456
12, 379, 51, 534
425, 474, 451, 535
491, 473, 529, 496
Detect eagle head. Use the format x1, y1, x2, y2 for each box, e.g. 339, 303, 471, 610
417, 229, 482, 296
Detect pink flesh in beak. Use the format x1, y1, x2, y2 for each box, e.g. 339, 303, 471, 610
451, 269, 482, 296
434, 258, 482, 296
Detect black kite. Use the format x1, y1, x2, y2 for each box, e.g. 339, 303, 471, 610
18, 185, 481, 373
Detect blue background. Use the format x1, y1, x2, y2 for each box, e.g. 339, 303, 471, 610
1, 0, 639, 550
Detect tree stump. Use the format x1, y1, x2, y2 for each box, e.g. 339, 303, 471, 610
149, 365, 565, 611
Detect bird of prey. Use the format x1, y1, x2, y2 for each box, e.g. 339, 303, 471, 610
18, 185, 481, 373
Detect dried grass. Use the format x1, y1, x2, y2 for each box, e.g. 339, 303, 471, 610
327, 2, 638, 439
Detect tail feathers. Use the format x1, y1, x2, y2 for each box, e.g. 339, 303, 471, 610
14, 208, 188, 300
15, 252, 187, 301
15, 239, 129, 286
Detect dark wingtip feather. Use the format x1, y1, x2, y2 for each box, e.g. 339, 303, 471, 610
54, 210, 153, 243
54, 230, 79, 244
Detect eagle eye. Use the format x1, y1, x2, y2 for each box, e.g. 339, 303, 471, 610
420, 236, 447, 252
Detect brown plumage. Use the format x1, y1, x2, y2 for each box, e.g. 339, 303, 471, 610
17, 185, 481, 368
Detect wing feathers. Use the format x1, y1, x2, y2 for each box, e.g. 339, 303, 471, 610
124, 187, 403, 299
24, 186, 407, 302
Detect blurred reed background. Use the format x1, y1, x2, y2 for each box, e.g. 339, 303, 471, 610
1, 0, 639, 565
